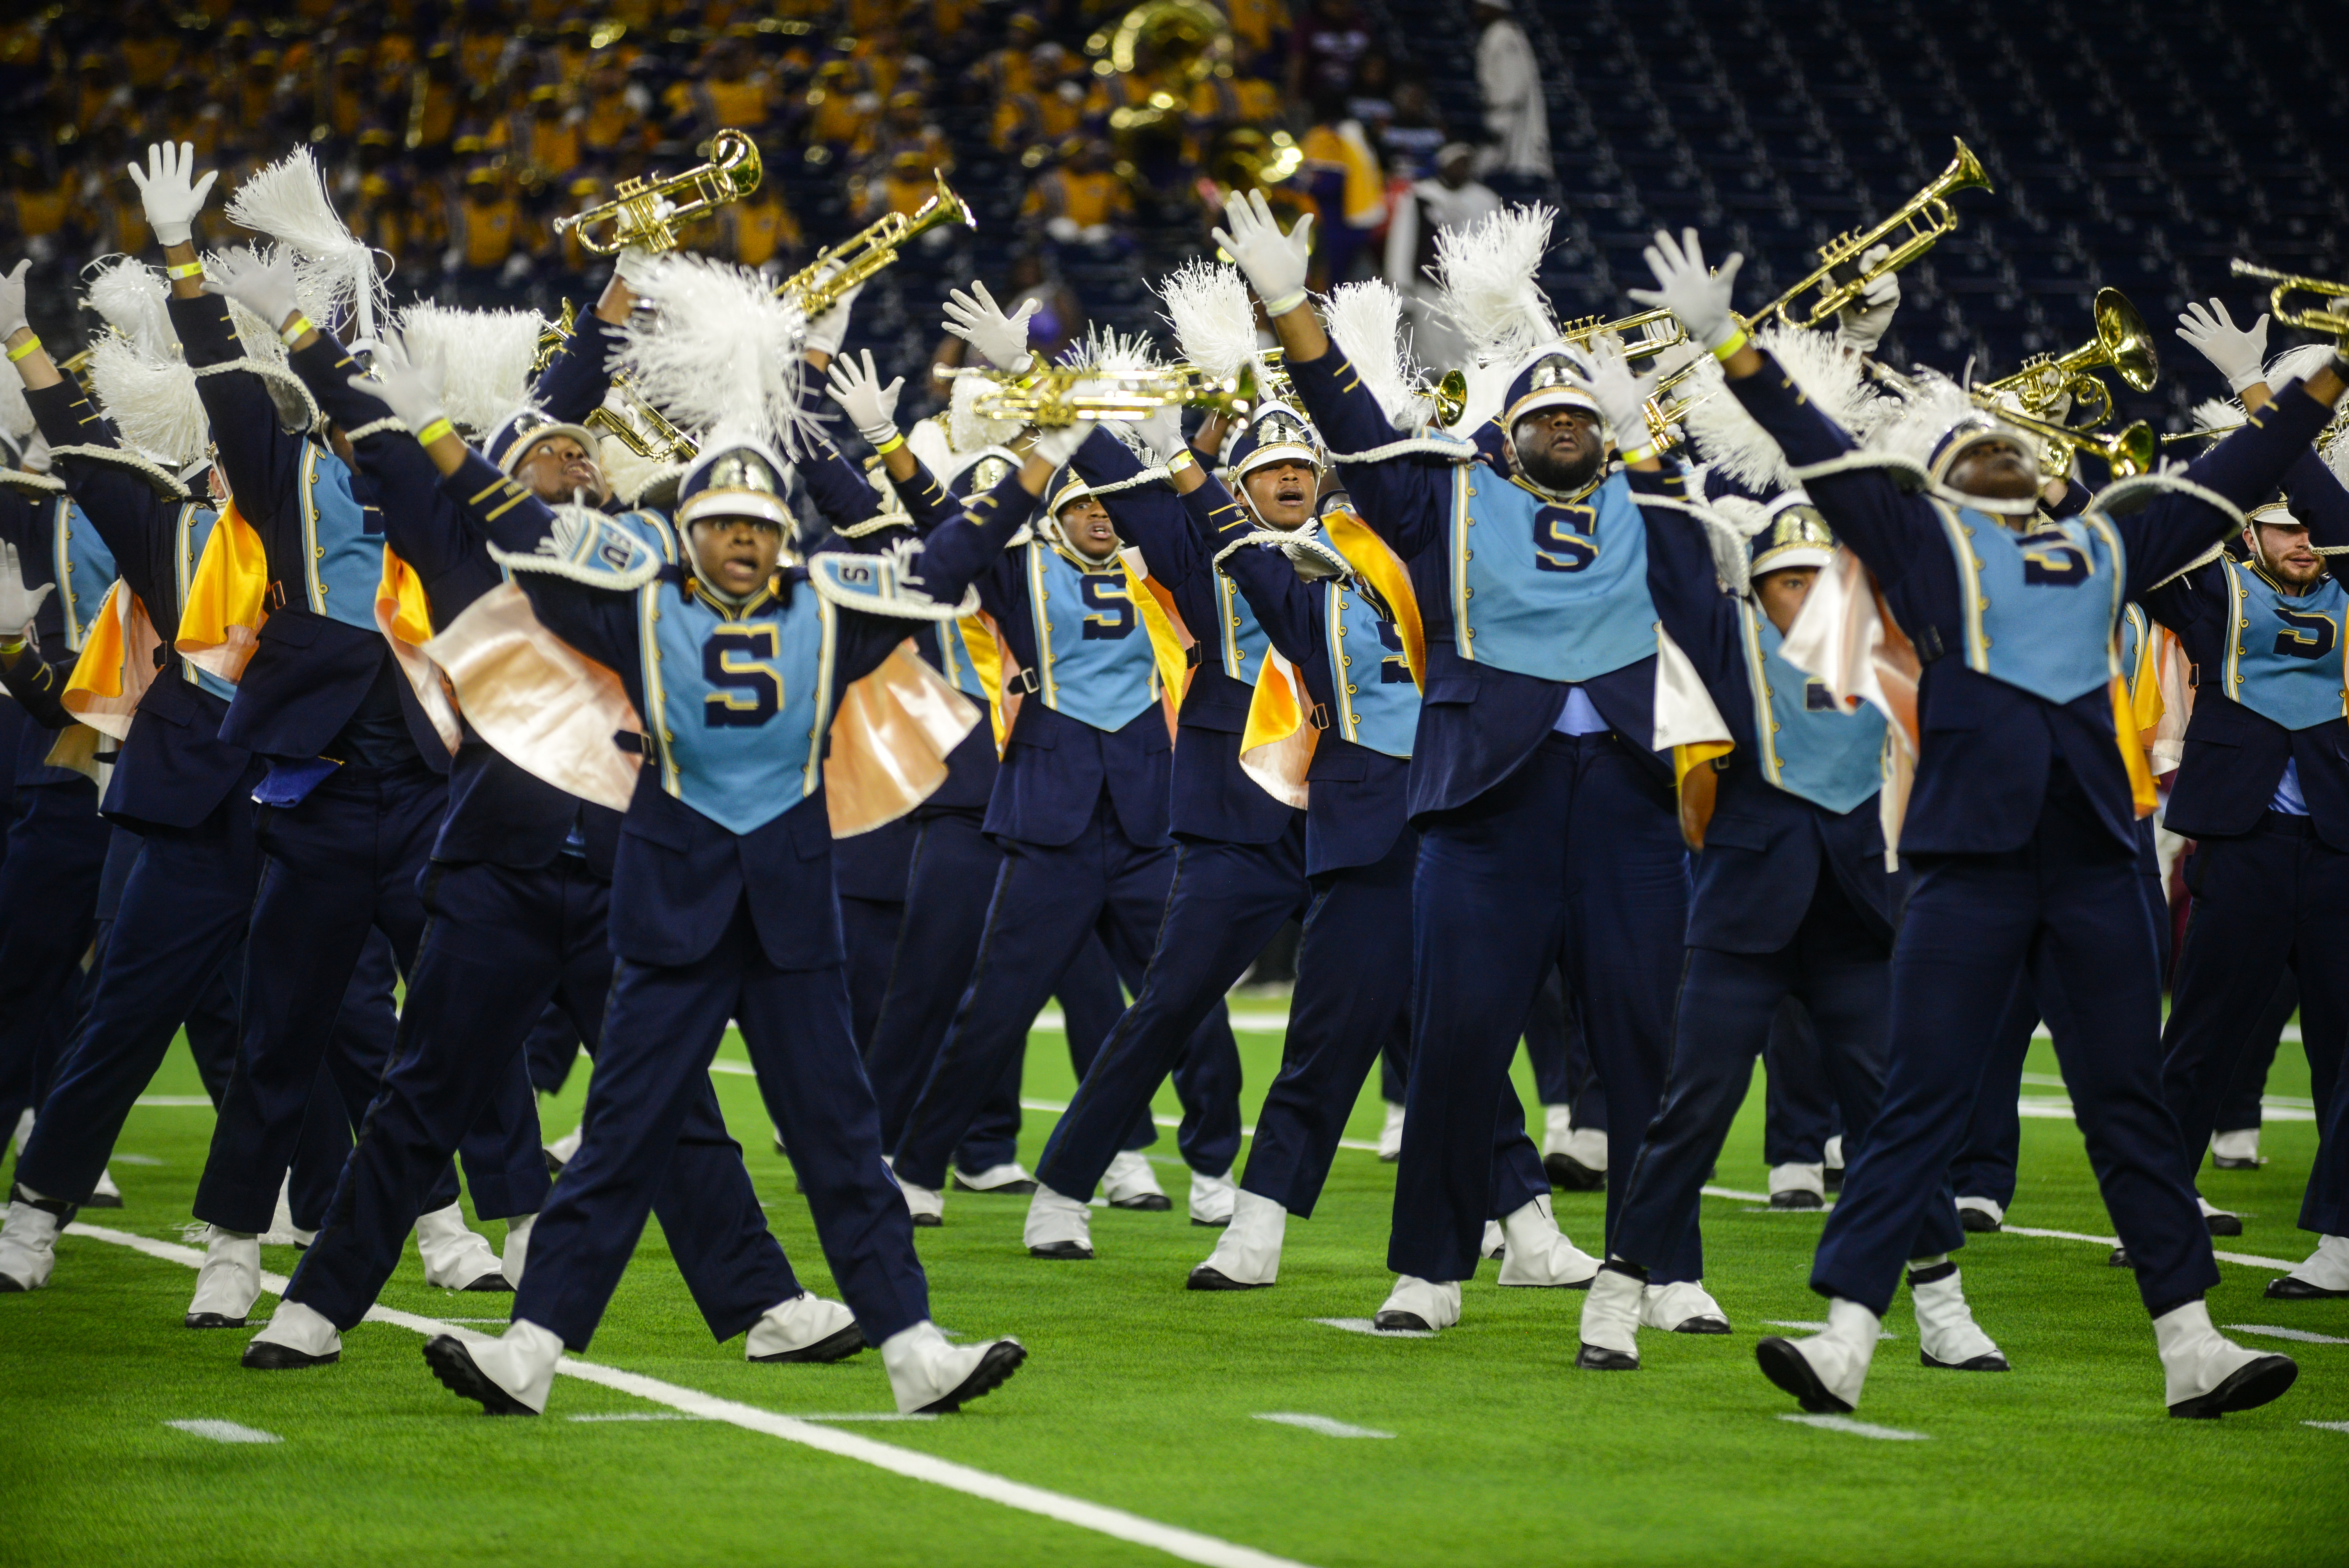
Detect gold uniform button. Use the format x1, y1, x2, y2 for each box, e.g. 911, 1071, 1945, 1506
1342, 655, 1351, 667
1347, 683, 1358, 694
1464, 549, 1474, 561
1465, 627, 1476, 639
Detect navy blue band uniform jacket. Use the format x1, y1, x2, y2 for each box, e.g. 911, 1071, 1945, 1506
0, 460, 112, 787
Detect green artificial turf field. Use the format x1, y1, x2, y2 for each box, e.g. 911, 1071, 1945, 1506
3, 1014, 2344, 1568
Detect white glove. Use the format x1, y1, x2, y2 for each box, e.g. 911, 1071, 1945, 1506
1209, 187, 1316, 317
613, 241, 664, 292
804, 278, 864, 357
0, 540, 53, 639
1571, 335, 1661, 452
943, 280, 1039, 372
1030, 421, 1092, 467
1134, 402, 1186, 465
203, 246, 301, 331
344, 329, 449, 435
1836, 242, 1900, 354
0, 258, 30, 344
1627, 227, 1744, 353
125, 141, 218, 249
2176, 298, 2270, 394
825, 349, 904, 445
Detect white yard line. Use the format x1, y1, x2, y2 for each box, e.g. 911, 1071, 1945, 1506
62, 1224, 1319, 1568
1252, 1413, 1394, 1439
2306, 1420, 2349, 1434
2227, 1325, 2349, 1346
1778, 1413, 1928, 1441
164, 1418, 281, 1443
1311, 1318, 1433, 1340
131, 1097, 214, 1108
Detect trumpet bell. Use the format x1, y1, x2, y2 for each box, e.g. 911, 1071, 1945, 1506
2092, 287, 2159, 394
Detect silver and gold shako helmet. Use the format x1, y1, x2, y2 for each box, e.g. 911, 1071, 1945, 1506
1747, 491, 1836, 578
945, 445, 1023, 501
487, 406, 603, 476
1501, 343, 1601, 432
1045, 462, 1094, 519
676, 439, 793, 531
1224, 401, 1325, 483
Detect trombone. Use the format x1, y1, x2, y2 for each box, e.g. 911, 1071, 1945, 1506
775, 173, 977, 317
2229, 259, 2349, 336
1745, 137, 1991, 332
552, 129, 764, 257
1970, 389, 2156, 479
1976, 287, 2158, 431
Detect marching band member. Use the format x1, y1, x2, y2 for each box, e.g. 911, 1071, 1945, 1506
1630, 226, 2345, 1417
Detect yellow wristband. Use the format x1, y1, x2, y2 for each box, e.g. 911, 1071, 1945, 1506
1165, 448, 1195, 474
1710, 328, 1750, 362
278, 315, 313, 346
166, 260, 205, 281
871, 430, 905, 455
414, 417, 454, 446
6, 335, 40, 363
1618, 444, 1658, 465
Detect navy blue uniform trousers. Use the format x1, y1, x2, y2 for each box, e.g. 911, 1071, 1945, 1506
1813, 764, 2217, 1317
891, 797, 1244, 1194
1393, 732, 1689, 1283
0, 779, 108, 1131
288, 858, 800, 1338
1035, 821, 1310, 1199
2214, 975, 2295, 1137
1613, 867, 1933, 1276
2160, 813, 2349, 1237
513, 900, 928, 1352
1764, 1003, 1839, 1169
194, 760, 540, 1234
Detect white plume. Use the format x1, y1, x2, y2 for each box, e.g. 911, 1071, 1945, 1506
225, 148, 387, 340
396, 303, 546, 436
83, 257, 175, 358
0, 371, 32, 452
1868, 365, 2034, 475
1320, 280, 1437, 433
1449, 357, 1513, 433
614, 253, 814, 456
2264, 343, 2337, 392
1157, 259, 1258, 382
1681, 324, 1884, 492
1059, 323, 1159, 373
950, 371, 1024, 454
2326, 420, 2349, 492
89, 335, 208, 467
906, 412, 955, 475
1433, 204, 1557, 367
2190, 396, 2245, 435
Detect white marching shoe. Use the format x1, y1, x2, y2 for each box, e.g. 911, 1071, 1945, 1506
2209, 1127, 2262, 1169
424, 1318, 563, 1415
1378, 1102, 1405, 1162
185, 1226, 262, 1328
1494, 1194, 1600, 1288
1755, 1297, 1880, 1413
1374, 1274, 1461, 1333
258, 1176, 315, 1248
501, 1213, 536, 1287
86, 1167, 122, 1210
1823, 1134, 1845, 1192
1187, 1167, 1236, 1226
746, 1292, 864, 1362
880, 1320, 1027, 1414
543, 1124, 583, 1172
1543, 1114, 1607, 1192
1102, 1150, 1170, 1211
898, 1176, 945, 1228
1576, 1265, 1646, 1369
1955, 1194, 2005, 1233
2267, 1234, 2349, 1300
1189, 1189, 1285, 1289
1908, 1260, 2007, 1370
1023, 1183, 1094, 1259
951, 1162, 1037, 1194
1479, 1219, 1506, 1260
243, 1298, 341, 1369
2155, 1299, 2297, 1418
1641, 1279, 1731, 1335
415, 1202, 510, 1291
1768, 1162, 1826, 1210
0, 1192, 68, 1292
2196, 1193, 2242, 1237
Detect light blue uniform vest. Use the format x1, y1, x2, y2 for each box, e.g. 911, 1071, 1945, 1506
1324, 577, 1418, 757
1019, 539, 1157, 732
173, 501, 236, 701
298, 443, 385, 633
49, 496, 114, 653
1449, 467, 1658, 682
640, 578, 836, 835
934, 618, 992, 701
2118, 600, 2149, 700
1737, 600, 1885, 814
2217, 556, 2348, 731
1212, 567, 1271, 684
1934, 502, 2123, 704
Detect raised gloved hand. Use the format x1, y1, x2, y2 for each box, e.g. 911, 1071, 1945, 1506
1836, 242, 1900, 354
344, 329, 449, 436
2176, 298, 2270, 394
613, 240, 665, 294
203, 246, 301, 331
1134, 401, 1187, 465
1029, 419, 1094, 467
803, 276, 864, 358
0, 540, 53, 641
0, 259, 31, 344
1209, 187, 1316, 317
1570, 334, 1661, 453
1627, 227, 1745, 354
125, 141, 218, 249
943, 281, 1039, 372
826, 349, 905, 446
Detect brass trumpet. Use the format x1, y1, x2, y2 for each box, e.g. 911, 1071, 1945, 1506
1746, 137, 1992, 331
1561, 305, 1688, 361
964, 365, 1192, 426
552, 129, 764, 257
2229, 259, 2349, 336
1977, 287, 2159, 431
775, 173, 977, 317
533, 301, 699, 461
1969, 389, 2155, 479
